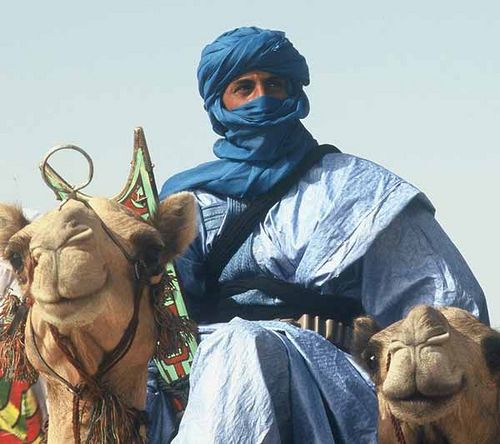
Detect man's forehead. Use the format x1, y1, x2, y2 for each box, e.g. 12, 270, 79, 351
229, 70, 284, 83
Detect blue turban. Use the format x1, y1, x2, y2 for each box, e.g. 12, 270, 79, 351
160, 27, 318, 200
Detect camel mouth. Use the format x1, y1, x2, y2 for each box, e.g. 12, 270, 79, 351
388, 394, 456, 423
390, 377, 465, 404
387, 379, 465, 423
391, 392, 455, 407
35, 272, 110, 322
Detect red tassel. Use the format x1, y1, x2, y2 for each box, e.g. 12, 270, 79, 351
86, 389, 148, 444
0, 290, 38, 383
152, 276, 197, 360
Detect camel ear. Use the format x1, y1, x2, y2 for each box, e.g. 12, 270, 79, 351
352, 316, 381, 375
153, 192, 197, 261
0, 204, 29, 257
482, 332, 500, 382
352, 316, 380, 355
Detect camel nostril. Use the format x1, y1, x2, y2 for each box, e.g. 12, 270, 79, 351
425, 331, 450, 346
388, 339, 406, 354
65, 227, 93, 246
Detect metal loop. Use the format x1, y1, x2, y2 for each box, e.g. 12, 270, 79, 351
40, 144, 94, 197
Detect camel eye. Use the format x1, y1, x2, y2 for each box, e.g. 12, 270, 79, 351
9, 251, 24, 272
143, 247, 161, 269
363, 350, 379, 373
365, 353, 379, 372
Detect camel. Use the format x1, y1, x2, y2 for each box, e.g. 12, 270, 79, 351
0, 193, 196, 443
353, 305, 500, 444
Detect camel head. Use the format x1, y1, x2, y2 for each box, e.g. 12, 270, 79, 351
0, 194, 195, 330
0, 193, 196, 442
353, 305, 500, 443
0, 192, 196, 382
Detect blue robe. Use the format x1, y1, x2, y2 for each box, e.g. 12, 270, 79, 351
147, 152, 488, 443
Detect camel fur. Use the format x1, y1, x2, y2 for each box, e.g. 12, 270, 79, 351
0, 193, 196, 443
353, 305, 500, 444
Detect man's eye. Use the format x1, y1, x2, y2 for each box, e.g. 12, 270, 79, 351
234, 81, 254, 94
266, 78, 285, 89
268, 81, 282, 88
9, 252, 24, 272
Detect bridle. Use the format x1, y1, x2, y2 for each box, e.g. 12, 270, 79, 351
30, 146, 163, 443
28, 196, 160, 443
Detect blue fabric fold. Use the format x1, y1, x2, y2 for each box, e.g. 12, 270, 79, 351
160, 27, 318, 200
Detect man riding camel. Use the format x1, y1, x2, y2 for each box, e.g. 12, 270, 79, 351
146, 26, 489, 443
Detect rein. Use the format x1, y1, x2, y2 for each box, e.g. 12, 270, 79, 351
28, 199, 157, 444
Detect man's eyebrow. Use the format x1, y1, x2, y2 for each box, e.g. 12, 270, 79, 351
232, 77, 254, 85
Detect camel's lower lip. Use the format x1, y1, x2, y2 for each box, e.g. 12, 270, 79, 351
391, 393, 455, 408
387, 385, 464, 422
42, 294, 95, 305
393, 390, 456, 402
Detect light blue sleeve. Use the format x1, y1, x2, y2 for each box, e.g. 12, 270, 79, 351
174, 191, 229, 312
360, 199, 489, 327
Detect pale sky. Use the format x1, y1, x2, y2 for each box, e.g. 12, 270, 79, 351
1, 1, 499, 324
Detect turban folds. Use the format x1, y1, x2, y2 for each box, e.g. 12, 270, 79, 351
160, 27, 317, 200
198, 27, 310, 111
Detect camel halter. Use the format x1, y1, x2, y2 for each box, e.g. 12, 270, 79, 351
28, 217, 154, 444
31, 146, 162, 443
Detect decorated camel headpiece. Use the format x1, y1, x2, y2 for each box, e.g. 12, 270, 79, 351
0, 128, 197, 442
39, 127, 197, 375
